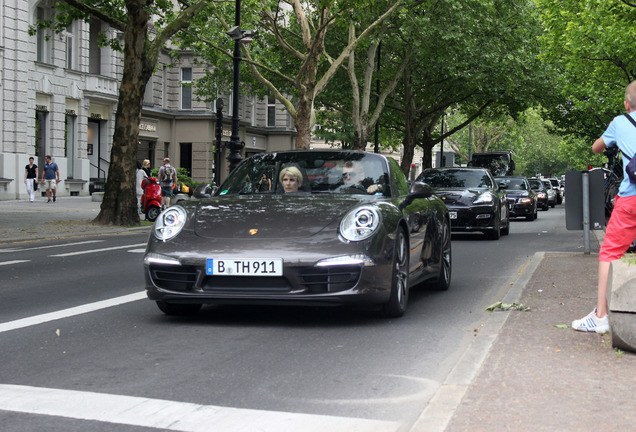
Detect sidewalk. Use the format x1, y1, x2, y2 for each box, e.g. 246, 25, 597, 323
0, 196, 148, 242
445, 248, 636, 431
1, 197, 635, 431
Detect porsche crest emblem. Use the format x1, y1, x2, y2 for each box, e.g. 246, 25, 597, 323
249, 229, 258, 235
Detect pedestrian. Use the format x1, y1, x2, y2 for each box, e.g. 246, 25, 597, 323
142, 159, 152, 177
136, 160, 147, 213
258, 173, 271, 192
40, 155, 60, 203
158, 157, 177, 210
24, 157, 38, 202
572, 80, 636, 333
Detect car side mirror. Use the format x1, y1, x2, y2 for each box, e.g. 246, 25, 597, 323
193, 183, 213, 199
399, 181, 433, 209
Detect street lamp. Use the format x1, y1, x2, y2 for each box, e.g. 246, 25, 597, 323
226, 0, 256, 173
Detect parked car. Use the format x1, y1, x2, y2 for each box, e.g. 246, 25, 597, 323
144, 150, 452, 318
495, 176, 538, 221
528, 178, 549, 211
417, 167, 510, 240
548, 178, 563, 204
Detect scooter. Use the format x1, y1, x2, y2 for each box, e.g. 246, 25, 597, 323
141, 177, 162, 221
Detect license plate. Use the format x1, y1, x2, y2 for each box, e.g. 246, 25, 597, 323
449, 211, 457, 219
206, 258, 283, 276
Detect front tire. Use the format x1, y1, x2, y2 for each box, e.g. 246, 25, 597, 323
485, 214, 501, 240
430, 218, 452, 291
381, 229, 409, 318
146, 205, 161, 221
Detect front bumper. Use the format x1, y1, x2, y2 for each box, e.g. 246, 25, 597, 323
447, 205, 497, 232
144, 231, 394, 307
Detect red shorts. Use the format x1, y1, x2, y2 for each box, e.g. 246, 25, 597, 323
600, 195, 636, 261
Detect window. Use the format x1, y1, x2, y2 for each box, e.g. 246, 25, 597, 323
36, 7, 51, 63
181, 68, 192, 110
267, 95, 276, 127
89, 18, 102, 74
143, 76, 154, 106
65, 114, 76, 178
63, 22, 77, 69
180, 143, 192, 176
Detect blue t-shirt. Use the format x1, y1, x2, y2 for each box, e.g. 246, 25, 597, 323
602, 113, 636, 197
43, 162, 59, 180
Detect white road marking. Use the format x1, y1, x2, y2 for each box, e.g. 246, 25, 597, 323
50, 243, 146, 257
0, 385, 401, 432
0, 260, 30, 266
127, 248, 146, 253
0, 240, 104, 253
0, 292, 147, 333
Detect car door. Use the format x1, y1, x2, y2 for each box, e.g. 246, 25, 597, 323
387, 159, 432, 276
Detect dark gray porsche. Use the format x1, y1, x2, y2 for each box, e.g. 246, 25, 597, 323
144, 150, 452, 318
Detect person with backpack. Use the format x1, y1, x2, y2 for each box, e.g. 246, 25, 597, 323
158, 157, 177, 210
572, 80, 636, 333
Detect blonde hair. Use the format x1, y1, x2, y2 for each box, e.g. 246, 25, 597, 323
143, 159, 150, 167
279, 166, 303, 187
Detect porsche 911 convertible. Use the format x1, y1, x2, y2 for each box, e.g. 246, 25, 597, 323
144, 150, 451, 318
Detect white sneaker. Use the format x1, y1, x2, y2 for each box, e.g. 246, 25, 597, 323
572, 309, 609, 333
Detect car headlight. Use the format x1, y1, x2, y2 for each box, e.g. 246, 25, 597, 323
153, 206, 187, 241
474, 192, 494, 204
519, 198, 532, 204
340, 206, 381, 242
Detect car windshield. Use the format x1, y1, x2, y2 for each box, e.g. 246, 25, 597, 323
419, 169, 492, 188
496, 177, 526, 190
543, 181, 552, 189
216, 151, 390, 196
528, 179, 543, 190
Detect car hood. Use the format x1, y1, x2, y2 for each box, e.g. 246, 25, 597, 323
191, 194, 373, 239
433, 188, 489, 206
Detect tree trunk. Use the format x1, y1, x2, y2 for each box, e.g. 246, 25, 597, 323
93, 3, 152, 226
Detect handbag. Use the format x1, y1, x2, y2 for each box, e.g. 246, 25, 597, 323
620, 114, 636, 184
33, 179, 38, 191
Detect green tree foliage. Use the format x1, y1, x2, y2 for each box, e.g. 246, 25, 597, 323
183, 0, 403, 149
383, 0, 553, 173
537, 0, 636, 141
45, 0, 209, 226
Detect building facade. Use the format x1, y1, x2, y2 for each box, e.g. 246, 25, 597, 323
0, 1, 296, 200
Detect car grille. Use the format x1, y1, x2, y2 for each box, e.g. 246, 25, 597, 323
150, 266, 199, 291
507, 197, 516, 206
199, 265, 362, 294
298, 265, 361, 293
151, 264, 362, 294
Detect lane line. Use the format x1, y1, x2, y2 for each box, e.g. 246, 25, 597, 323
50, 243, 146, 257
0, 260, 30, 266
0, 384, 401, 432
0, 240, 104, 253
0, 292, 147, 333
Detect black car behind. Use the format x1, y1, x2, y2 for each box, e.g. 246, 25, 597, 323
495, 176, 538, 221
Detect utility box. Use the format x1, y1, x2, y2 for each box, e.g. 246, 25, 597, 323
565, 169, 605, 230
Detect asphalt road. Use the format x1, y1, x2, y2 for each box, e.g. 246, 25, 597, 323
0, 205, 589, 432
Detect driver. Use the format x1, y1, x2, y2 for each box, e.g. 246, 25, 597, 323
341, 161, 382, 194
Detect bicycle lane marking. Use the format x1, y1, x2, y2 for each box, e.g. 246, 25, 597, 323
0, 291, 147, 333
